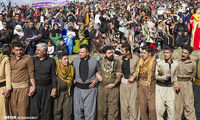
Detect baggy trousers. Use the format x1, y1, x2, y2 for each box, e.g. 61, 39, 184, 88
156, 84, 175, 120
120, 82, 139, 120
30, 85, 53, 120
0, 86, 9, 120
97, 85, 119, 120
54, 91, 72, 120
73, 87, 97, 120
9, 87, 29, 120
138, 84, 157, 120
175, 81, 196, 120
193, 83, 200, 120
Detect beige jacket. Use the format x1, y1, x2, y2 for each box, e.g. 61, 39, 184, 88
118, 55, 139, 79
0, 55, 11, 90
155, 59, 178, 82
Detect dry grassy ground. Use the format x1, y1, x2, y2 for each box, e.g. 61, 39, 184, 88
159, 47, 200, 62
55, 48, 200, 63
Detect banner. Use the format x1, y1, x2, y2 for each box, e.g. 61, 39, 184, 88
32, 1, 69, 8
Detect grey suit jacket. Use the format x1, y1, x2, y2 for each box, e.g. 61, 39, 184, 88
72, 56, 100, 84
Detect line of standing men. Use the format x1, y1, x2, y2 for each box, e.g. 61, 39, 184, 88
0, 42, 200, 120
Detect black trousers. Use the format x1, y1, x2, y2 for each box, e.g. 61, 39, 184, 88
29, 85, 53, 120
193, 84, 200, 120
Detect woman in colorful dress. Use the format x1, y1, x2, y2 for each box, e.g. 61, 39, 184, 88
190, 7, 200, 50
73, 24, 89, 54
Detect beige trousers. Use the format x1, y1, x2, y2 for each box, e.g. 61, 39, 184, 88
175, 81, 196, 120
120, 81, 139, 120
0, 86, 9, 120
156, 84, 175, 120
97, 85, 119, 120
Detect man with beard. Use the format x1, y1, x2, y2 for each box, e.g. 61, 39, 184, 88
97, 45, 121, 120
119, 44, 140, 120
135, 45, 157, 120
175, 45, 196, 120
72, 44, 100, 120
155, 46, 179, 120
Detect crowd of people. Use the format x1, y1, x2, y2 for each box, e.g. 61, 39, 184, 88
0, 0, 200, 120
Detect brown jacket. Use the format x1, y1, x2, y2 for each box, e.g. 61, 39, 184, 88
99, 58, 121, 85
10, 55, 34, 84
0, 55, 11, 90
177, 59, 196, 81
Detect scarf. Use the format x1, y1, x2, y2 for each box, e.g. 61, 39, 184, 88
78, 24, 86, 37
193, 14, 200, 29
56, 62, 74, 96
135, 57, 155, 88
14, 25, 24, 36
0, 53, 5, 62
85, 7, 90, 26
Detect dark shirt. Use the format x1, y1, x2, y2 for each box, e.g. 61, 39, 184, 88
0, 28, 12, 44
66, 14, 76, 23
23, 27, 41, 45
41, 28, 50, 40
33, 56, 57, 88
56, 44, 68, 54
10, 20, 24, 30
122, 59, 130, 79
79, 58, 89, 82
165, 59, 173, 83
23, 27, 40, 40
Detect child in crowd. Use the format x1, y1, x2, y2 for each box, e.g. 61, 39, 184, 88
47, 40, 55, 57
56, 39, 68, 54
65, 26, 76, 55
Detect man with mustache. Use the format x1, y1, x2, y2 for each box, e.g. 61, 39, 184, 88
175, 45, 196, 120
97, 45, 121, 120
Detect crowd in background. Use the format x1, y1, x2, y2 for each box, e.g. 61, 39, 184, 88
0, 0, 200, 120
0, 0, 199, 57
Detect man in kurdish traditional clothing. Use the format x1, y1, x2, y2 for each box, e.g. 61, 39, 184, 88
194, 56, 200, 120
135, 45, 157, 120
72, 44, 100, 120
54, 52, 74, 120
9, 42, 35, 120
175, 45, 196, 120
97, 45, 121, 120
0, 47, 11, 120
155, 46, 179, 120
119, 44, 140, 120
30, 43, 57, 120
